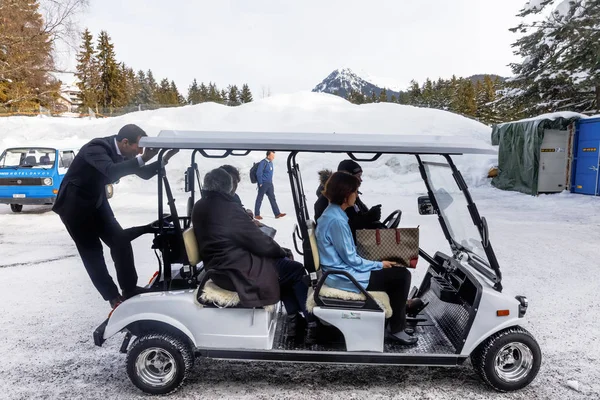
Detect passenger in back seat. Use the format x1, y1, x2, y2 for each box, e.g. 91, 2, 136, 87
315, 172, 418, 346
193, 168, 317, 341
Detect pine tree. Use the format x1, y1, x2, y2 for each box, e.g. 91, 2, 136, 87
455, 79, 477, 117
135, 70, 152, 105
227, 85, 240, 106
421, 79, 434, 108
188, 79, 200, 104
0, 0, 57, 110
199, 82, 209, 102
156, 78, 171, 104
96, 31, 123, 110
378, 88, 388, 103
370, 90, 377, 103
220, 89, 227, 104
408, 80, 421, 106
170, 80, 184, 104
75, 29, 99, 109
146, 70, 158, 104
207, 82, 220, 103
240, 84, 253, 103
390, 94, 397, 103
503, 0, 600, 115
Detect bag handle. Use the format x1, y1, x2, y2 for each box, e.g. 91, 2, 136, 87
375, 228, 401, 245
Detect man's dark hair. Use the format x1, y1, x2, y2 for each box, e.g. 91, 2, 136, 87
266, 150, 275, 157
116, 124, 147, 143
219, 164, 240, 183
323, 171, 360, 205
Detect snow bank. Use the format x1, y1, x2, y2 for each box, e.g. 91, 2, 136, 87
0, 92, 495, 196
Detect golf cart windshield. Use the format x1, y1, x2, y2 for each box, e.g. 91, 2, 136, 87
422, 158, 486, 260
0, 148, 56, 169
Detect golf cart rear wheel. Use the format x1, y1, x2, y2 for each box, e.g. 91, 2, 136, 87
10, 204, 23, 213
471, 326, 541, 392
126, 333, 194, 395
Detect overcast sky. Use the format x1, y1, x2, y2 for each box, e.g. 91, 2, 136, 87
60, 0, 530, 96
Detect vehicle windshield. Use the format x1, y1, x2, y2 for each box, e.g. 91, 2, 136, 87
0, 148, 56, 169
422, 157, 487, 261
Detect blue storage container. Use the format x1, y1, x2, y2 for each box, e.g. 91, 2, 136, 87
571, 117, 600, 195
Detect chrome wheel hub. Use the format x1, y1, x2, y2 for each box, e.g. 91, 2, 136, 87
135, 347, 177, 387
494, 342, 534, 383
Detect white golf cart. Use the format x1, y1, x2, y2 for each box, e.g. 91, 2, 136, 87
93, 131, 541, 395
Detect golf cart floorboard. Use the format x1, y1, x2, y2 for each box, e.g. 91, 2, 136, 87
273, 310, 457, 355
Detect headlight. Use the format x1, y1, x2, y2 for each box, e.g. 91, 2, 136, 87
43, 178, 53, 186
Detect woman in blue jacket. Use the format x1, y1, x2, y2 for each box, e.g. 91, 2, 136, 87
315, 171, 417, 345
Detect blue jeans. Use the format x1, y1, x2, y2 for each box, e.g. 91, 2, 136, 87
254, 182, 281, 217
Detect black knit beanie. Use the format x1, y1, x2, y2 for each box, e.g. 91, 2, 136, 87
337, 159, 363, 175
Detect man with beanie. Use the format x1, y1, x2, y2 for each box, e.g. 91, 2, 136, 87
53, 124, 178, 309
254, 150, 286, 220
192, 168, 317, 341
314, 159, 383, 237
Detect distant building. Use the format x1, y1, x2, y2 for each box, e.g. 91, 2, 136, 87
50, 72, 82, 113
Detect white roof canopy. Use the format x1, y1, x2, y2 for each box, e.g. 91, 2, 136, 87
139, 131, 497, 155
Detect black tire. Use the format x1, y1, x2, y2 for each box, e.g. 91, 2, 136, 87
471, 326, 541, 392
10, 204, 23, 213
126, 333, 194, 395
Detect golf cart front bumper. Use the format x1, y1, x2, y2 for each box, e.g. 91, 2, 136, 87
94, 318, 109, 347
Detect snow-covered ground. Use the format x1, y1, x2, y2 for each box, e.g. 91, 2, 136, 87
1, 93, 598, 399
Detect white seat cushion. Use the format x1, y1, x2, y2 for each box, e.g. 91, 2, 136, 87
306, 284, 392, 318
194, 279, 275, 311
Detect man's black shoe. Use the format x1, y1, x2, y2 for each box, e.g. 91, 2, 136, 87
109, 295, 125, 309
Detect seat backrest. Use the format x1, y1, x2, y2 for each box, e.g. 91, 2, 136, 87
306, 219, 320, 271
24, 155, 37, 165
183, 227, 200, 266
39, 155, 50, 165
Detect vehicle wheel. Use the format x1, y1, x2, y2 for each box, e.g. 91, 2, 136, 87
10, 204, 23, 213
471, 326, 541, 392
126, 333, 194, 395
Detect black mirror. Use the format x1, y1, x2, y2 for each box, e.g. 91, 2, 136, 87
418, 195, 436, 215
184, 167, 194, 193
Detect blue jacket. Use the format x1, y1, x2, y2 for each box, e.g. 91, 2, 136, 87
315, 204, 382, 292
256, 159, 273, 185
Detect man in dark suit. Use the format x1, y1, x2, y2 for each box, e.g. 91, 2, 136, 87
53, 124, 177, 308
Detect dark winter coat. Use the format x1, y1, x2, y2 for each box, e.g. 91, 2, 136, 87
192, 191, 287, 307
313, 169, 381, 238
52, 136, 159, 220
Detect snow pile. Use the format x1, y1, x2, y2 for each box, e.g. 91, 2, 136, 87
0, 92, 496, 196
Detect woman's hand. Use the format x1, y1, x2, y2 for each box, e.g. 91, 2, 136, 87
382, 260, 394, 269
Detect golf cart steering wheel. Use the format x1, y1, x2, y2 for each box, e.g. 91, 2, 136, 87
382, 210, 402, 229
150, 213, 174, 231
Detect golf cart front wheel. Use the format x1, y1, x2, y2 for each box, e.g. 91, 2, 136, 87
126, 333, 194, 395
10, 204, 23, 213
471, 326, 541, 392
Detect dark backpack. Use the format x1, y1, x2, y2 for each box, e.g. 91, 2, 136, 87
249, 161, 260, 184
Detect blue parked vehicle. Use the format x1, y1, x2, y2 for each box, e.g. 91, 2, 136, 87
0, 147, 77, 212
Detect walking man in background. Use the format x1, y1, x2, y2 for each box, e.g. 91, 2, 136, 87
53, 124, 178, 309
254, 150, 286, 220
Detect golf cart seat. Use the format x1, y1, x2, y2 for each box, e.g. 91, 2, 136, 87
304, 219, 391, 316
183, 227, 275, 311
304, 219, 389, 351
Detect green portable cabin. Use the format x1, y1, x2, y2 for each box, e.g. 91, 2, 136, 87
490, 114, 584, 195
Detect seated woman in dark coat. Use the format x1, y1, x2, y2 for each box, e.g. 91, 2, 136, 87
192, 168, 315, 340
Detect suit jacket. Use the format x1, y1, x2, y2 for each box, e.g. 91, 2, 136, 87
192, 191, 286, 307
53, 135, 159, 220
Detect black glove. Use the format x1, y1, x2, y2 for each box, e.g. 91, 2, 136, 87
367, 204, 382, 222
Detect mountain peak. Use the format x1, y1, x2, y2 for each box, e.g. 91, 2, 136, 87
312, 68, 402, 99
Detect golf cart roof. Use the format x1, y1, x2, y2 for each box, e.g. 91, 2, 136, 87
140, 131, 497, 155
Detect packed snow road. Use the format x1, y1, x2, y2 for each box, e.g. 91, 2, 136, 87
0, 186, 598, 400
